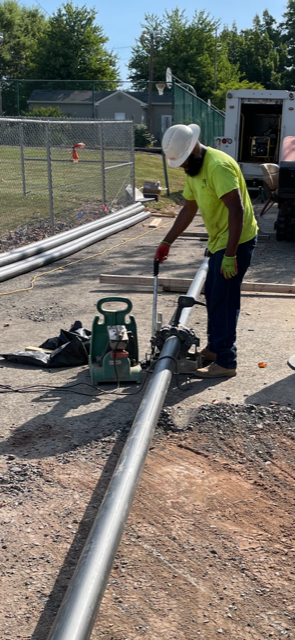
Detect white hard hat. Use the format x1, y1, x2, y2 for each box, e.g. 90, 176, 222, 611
162, 123, 200, 168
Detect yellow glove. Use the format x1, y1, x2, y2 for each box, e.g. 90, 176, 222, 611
220, 255, 238, 279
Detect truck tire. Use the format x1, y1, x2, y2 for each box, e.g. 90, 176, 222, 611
275, 202, 295, 241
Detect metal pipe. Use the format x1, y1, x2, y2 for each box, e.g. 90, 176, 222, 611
179, 258, 209, 326
130, 121, 135, 201
0, 204, 144, 268
100, 123, 106, 206
105, 162, 133, 171
23, 159, 131, 164
19, 122, 26, 197
152, 259, 159, 335
0, 117, 134, 124
0, 209, 148, 282
46, 122, 55, 235
46, 258, 209, 640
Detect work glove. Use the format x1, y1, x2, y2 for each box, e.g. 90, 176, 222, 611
155, 241, 171, 264
220, 255, 238, 279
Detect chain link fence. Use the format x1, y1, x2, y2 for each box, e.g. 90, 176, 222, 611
0, 118, 135, 236
173, 83, 224, 147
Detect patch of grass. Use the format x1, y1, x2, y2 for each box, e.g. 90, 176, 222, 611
135, 152, 185, 210
0, 145, 130, 235
0, 147, 184, 236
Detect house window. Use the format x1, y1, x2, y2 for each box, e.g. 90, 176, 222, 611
115, 112, 125, 120
161, 115, 172, 133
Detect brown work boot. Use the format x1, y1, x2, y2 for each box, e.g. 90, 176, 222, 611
199, 347, 216, 361
194, 362, 237, 378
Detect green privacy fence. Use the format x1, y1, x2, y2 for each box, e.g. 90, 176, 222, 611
173, 83, 224, 147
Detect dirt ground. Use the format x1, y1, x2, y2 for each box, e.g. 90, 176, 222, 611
1, 203, 295, 639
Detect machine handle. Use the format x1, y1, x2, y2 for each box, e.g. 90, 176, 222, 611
96, 296, 132, 315
153, 259, 160, 277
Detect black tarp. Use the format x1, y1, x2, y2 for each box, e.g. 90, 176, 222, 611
0, 321, 91, 368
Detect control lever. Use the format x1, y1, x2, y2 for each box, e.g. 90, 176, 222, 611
172, 295, 206, 328
152, 259, 159, 336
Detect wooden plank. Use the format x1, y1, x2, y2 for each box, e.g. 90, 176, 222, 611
179, 232, 270, 242
100, 274, 295, 294
148, 217, 163, 228
100, 274, 193, 288
241, 282, 295, 293
151, 211, 177, 218
180, 232, 208, 238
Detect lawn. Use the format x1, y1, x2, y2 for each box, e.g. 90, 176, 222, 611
0, 148, 184, 236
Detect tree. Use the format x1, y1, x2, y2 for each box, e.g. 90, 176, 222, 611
0, 0, 46, 79
210, 37, 264, 109
128, 9, 219, 102
32, 2, 119, 86
221, 13, 286, 90
281, 0, 295, 88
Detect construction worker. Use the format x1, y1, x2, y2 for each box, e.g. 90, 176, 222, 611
155, 123, 258, 378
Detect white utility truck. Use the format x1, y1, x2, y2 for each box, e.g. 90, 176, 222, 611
216, 89, 295, 190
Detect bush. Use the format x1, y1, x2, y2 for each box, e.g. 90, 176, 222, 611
134, 124, 155, 148
21, 106, 66, 118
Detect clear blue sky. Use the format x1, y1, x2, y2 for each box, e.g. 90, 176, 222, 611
32, 0, 286, 80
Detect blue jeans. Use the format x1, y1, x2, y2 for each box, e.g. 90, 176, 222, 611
205, 237, 257, 369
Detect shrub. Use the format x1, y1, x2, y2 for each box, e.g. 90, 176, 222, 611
21, 106, 66, 118
134, 124, 155, 148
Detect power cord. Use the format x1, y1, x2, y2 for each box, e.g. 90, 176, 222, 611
0, 374, 149, 398
0, 222, 171, 298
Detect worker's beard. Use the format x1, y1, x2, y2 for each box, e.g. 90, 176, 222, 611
184, 152, 205, 177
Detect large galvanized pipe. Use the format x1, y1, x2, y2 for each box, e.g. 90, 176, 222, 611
0, 208, 148, 283
0, 204, 144, 268
47, 257, 209, 640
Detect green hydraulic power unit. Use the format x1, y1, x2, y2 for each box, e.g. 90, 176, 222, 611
89, 296, 142, 384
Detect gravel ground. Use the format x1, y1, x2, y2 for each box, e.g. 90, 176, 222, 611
0, 202, 108, 253
1, 403, 295, 639
1, 207, 295, 639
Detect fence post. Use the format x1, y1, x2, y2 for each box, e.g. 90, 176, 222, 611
46, 122, 55, 235
130, 122, 135, 201
19, 121, 26, 196
16, 81, 20, 117
92, 81, 95, 119
206, 104, 210, 147
172, 80, 175, 125
162, 150, 170, 197
100, 122, 106, 207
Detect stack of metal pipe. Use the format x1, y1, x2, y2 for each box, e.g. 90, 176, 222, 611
0, 204, 149, 283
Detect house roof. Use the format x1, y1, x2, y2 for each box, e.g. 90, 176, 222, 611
28, 89, 173, 105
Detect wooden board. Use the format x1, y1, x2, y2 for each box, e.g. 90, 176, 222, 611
179, 232, 270, 242
100, 274, 295, 294
148, 218, 163, 228
100, 274, 194, 288
180, 232, 208, 238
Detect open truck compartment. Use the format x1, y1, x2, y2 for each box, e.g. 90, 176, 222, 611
238, 102, 282, 164
217, 90, 295, 240
217, 90, 295, 189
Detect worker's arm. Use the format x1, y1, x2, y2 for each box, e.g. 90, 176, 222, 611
221, 188, 244, 256
154, 199, 198, 263
163, 199, 198, 245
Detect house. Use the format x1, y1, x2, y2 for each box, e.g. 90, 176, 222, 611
27, 89, 173, 142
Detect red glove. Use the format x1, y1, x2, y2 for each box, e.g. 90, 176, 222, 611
155, 241, 170, 263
